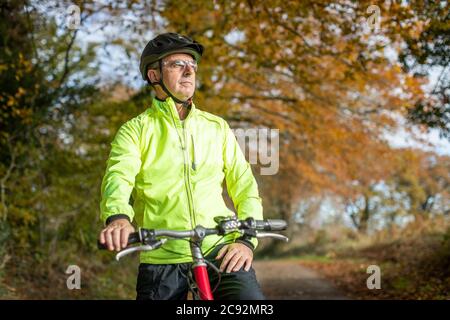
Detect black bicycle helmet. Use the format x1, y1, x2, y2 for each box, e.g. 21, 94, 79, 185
140, 33, 204, 81
139, 33, 204, 106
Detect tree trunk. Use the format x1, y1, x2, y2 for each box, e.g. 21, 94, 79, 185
359, 194, 371, 234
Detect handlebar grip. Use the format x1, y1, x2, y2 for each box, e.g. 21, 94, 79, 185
97, 231, 142, 250
127, 232, 141, 245
255, 219, 287, 231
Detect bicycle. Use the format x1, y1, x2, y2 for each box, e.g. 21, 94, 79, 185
98, 216, 288, 300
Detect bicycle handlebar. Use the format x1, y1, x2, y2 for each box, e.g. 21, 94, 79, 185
255, 219, 287, 231
97, 217, 288, 252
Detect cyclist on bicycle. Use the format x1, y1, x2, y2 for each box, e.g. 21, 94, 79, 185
98, 32, 265, 300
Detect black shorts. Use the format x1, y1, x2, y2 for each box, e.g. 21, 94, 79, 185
136, 244, 265, 300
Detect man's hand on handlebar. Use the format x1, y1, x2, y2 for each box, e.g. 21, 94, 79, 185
99, 218, 135, 252
98, 217, 288, 262
215, 243, 253, 273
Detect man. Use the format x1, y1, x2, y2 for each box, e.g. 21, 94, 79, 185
98, 33, 265, 300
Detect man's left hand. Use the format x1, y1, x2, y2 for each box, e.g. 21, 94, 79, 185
215, 243, 253, 273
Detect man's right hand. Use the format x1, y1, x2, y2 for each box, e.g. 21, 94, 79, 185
99, 218, 135, 252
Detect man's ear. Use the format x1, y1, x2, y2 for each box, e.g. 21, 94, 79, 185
147, 69, 160, 84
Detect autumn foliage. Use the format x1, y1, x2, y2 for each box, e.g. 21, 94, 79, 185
0, 0, 448, 299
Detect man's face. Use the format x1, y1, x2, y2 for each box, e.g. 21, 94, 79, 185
148, 53, 197, 101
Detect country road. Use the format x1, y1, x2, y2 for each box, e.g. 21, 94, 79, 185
253, 260, 349, 300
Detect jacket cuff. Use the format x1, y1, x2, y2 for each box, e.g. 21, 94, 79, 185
105, 214, 131, 226
235, 237, 255, 251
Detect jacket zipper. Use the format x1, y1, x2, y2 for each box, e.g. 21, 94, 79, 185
183, 122, 197, 226
168, 104, 197, 228
191, 133, 197, 171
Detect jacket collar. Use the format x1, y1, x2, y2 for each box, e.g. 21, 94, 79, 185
152, 96, 196, 122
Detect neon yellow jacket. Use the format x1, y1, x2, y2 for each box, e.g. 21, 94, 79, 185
100, 97, 263, 264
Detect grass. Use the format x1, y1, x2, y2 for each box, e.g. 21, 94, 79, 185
2, 249, 139, 299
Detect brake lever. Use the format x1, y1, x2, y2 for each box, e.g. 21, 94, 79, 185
256, 232, 289, 242
115, 239, 167, 261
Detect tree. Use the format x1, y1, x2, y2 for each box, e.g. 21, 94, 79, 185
0, 0, 99, 285
384, 1, 449, 138
159, 0, 426, 225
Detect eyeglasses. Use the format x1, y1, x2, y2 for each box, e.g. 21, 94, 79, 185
162, 59, 198, 72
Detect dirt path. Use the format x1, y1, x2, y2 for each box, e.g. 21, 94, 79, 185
253, 260, 349, 300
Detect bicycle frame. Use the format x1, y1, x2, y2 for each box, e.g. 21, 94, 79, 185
190, 241, 214, 300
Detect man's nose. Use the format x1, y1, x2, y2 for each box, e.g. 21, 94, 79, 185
183, 64, 194, 76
